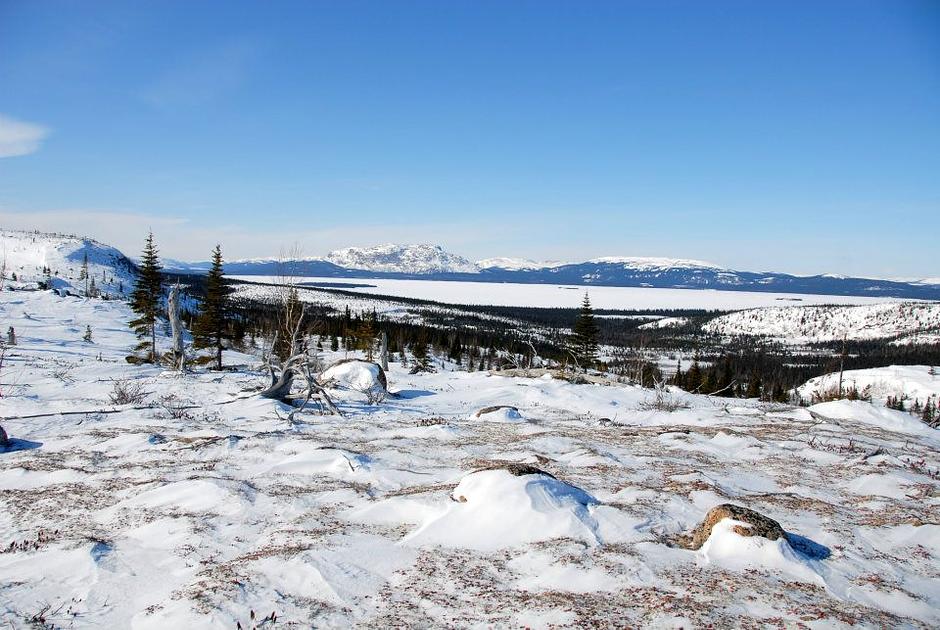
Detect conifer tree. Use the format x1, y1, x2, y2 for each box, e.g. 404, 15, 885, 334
410, 340, 435, 374
193, 244, 230, 370
357, 309, 378, 361
79, 252, 89, 295
571, 293, 599, 370
129, 232, 163, 363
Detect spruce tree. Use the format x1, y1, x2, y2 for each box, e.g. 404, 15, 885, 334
193, 244, 230, 370
357, 309, 377, 361
571, 293, 599, 370
79, 252, 89, 295
410, 340, 434, 374
129, 232, 163, 363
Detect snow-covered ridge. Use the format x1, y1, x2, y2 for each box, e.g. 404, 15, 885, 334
0, 228, 136, 294
326, 243, 478, 274
703, 302, 940, 342
587, 256, 723, 271
476, 257, 568, 271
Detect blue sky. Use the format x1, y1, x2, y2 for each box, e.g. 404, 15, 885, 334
0, 0, 938, 276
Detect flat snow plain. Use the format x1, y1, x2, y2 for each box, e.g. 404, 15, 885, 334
2, 290, 939, 628
231, 276, 894, 310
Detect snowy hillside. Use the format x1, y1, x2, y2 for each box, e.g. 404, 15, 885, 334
326, 244, 478, 274
1, 289, 939, 627
797, 365, 940, 404
0, 229, 136, 296
703, 302, 940, 342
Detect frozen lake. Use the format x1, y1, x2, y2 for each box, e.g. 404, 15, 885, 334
231, 276, 896, 310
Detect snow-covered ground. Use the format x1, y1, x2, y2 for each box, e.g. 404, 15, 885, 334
704, 302, 940, 343
798, 365, 940, 405
231, 276, 895, 310
2, 288, 939, 627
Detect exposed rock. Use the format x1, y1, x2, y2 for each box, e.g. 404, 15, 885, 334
672, 503, 786, 551
473, 405, 519, 418
0, 425, 8, 447
474, 462, 555, 479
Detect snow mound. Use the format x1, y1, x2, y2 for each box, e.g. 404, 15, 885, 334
798, 365, 940, 404
809, 400, 938, 438
699, 519, 823, 584
321, 360, 387, 396
404, 468, 600, 550
470, 405, 524, 422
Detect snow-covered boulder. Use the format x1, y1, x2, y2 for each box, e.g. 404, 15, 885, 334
320, 359, 387, 396
673, 504, 785, 551
697, 518, 823, 583
471, 405, 524, 422
404, 465, 600, 550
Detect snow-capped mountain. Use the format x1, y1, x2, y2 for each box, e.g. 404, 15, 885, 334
326, 243, 478, 274
0, 228, 136, 295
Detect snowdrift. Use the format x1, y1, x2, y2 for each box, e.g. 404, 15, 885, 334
404, 467, 600, 550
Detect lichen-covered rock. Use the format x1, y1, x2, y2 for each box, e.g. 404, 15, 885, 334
474, 462, 555, 479
673, 503, 786, 550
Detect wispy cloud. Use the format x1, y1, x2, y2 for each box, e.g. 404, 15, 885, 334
140, 39, 260, 109
0, 114, 51, 158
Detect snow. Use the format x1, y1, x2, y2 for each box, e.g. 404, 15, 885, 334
403, 468, 602, 550
798, 365, 940, 405
704, 302, 940, 342
808, 400, 940, 441
320, 360, 385, 396
326, 243, 478, 274
639, 316, 690, 330
232, 275, 896, 310
697, 519, 823, 584
2, 288, 939, 627
587, 256, 723, 271
0, 228, 135, 296
476, 257, 568, 270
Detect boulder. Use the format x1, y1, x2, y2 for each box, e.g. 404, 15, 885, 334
0, 425, 8, 447
673, 503, 786, 551
320, 359, 387, 393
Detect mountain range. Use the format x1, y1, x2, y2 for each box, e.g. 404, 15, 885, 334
163, 242, 940, 300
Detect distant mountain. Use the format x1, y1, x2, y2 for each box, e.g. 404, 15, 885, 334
327, 243, 478, 274
159, 242, 940, 300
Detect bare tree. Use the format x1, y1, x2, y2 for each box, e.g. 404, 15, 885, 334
167, 283, 186, 371
259, 247, 340, 418
379, 331, 389, 371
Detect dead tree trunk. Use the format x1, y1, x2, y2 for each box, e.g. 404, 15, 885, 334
379, 332, 389, 371
167, 284, 186, 371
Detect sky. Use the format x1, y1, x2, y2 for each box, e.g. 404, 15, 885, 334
0, 0, 938, 277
